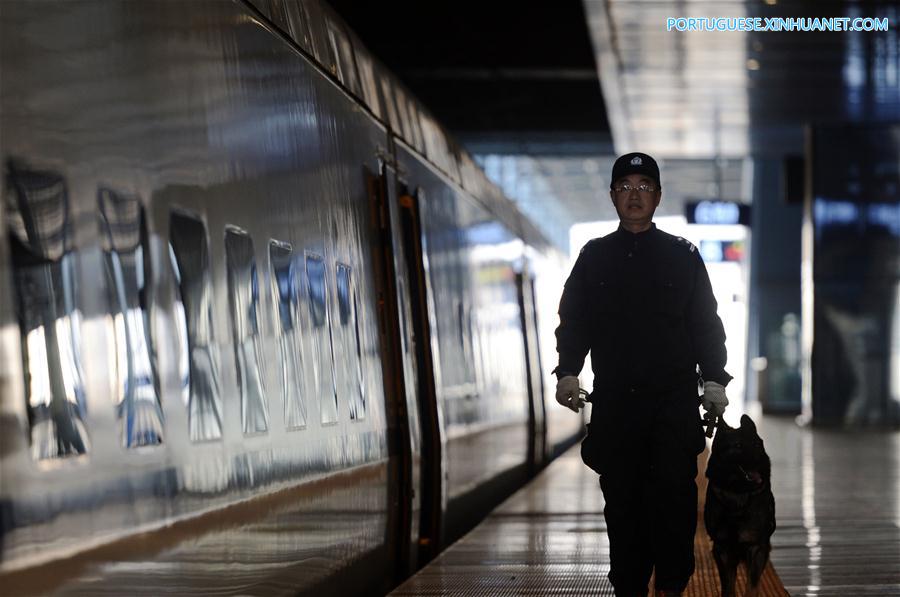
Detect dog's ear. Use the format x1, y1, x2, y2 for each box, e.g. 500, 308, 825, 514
740, 414, 757, 433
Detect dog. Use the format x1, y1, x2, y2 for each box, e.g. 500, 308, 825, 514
704, 415, 776, 597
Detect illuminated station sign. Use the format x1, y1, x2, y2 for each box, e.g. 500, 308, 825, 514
685, 200, 751, 226
699, 239, 746, 263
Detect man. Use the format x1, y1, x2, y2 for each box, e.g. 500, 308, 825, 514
553, 152, 730, 597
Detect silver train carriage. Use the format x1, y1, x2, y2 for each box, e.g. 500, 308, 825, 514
0, 1, 581, 594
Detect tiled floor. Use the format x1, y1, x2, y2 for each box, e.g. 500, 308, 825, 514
390, 415, 900, 596
758, 416, 900, 596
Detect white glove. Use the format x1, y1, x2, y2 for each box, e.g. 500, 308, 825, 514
702, 381, 729, 417
555, 375, 584, 412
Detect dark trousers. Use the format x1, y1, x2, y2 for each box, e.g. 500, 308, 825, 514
590, 383, 705, 596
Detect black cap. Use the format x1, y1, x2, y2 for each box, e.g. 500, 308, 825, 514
610, 152, 660, 188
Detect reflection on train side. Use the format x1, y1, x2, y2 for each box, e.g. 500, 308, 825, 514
306, 253, 338, 425
224, 227, 268, 435
336, 263, 366, 420
5, 161, 90, 460
269, 240, 307, 429
6, 186, 372, 451
169, 211, 223, 441
98, 188, 164, 448
465, 222, 527, 422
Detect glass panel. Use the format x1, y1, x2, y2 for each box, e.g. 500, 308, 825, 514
169, 212, 222, 441
5, 161, 90, 459
168, 244, 191, 409
305, 253, 337, 424
336, 263, 366, 420
98, 188, 163, 448
225, 228, 268, 435
810, 124, 900, 426
336, 264, 351, 325
270, 241, 306, 429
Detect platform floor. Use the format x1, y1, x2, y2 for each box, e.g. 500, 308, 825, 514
390, 415, 900, 596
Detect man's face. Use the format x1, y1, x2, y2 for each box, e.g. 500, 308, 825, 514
609, 173, 661, 227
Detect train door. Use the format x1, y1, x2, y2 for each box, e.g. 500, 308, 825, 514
368, 164, 417, 582
368, 163, 443, 578
528, 275, 548, 464
393, 182, 444, 566
516, 269, 547, 471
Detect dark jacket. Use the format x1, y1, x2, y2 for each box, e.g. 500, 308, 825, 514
555, 223, 732, 391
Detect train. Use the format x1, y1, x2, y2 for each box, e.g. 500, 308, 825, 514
0, 1, 582, 594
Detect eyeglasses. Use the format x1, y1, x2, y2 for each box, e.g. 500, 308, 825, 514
613, 183, 656, 194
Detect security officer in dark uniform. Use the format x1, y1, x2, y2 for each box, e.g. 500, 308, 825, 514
553, 152, 731, 597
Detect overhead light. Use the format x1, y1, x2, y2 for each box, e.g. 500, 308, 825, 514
747, 58, 760, 71
764, 0, 777, 5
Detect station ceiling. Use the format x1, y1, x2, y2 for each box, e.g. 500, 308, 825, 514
584, 0, 900, 159
327, 0, 622, 245
328, 1, 900, 249
326, 0, 611, 154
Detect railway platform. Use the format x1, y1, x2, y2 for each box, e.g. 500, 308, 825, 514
390, 415, 900, 596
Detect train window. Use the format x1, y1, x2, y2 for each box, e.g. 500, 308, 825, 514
379, 79, 401, 133
324, 17, 360, 96
305, 253, 338, 425
5, 161, 90, 460
98, 188, 163, 448
269, 240, 306, 429
224, 228, 268, 435
169, 211, 222, 441
307, 254, 327, 327
335, 263, 366, 420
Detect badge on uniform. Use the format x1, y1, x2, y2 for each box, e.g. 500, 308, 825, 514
676, 236, 697, 253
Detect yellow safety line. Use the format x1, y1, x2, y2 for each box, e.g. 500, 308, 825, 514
652, 451, 789, 596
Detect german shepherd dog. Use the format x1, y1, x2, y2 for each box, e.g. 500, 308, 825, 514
704, 415, 776, 597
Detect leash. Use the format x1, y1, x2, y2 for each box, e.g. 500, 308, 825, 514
703, 411, 719, 438
573, 388, 590, 411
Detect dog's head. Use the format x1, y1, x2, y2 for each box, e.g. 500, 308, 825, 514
706, 414, 771, 493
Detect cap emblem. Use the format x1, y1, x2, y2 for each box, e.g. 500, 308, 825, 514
630, 156, 642, 166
